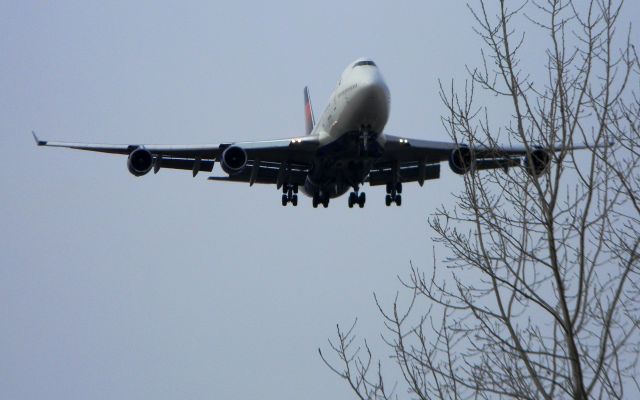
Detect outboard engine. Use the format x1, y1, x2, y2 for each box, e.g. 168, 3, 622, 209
448, 146, 474, 175
221, 145, 248, 174
524, 148, 551, 177
127, 147, 154, 176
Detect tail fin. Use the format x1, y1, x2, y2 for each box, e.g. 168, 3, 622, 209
304, 86, 315, 135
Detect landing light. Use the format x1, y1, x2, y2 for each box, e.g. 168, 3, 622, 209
291, 138, 304, 144
399, 138, 409, 144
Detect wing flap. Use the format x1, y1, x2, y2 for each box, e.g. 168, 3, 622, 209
368, 163, 441, 186
156, 157, 214, 173
208, 163, 307, 185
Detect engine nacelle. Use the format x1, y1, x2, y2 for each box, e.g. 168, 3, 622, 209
221, 145, 248, 174
449, 146, 474, 175
127, 147, 154, 177
524, 149, 551, 177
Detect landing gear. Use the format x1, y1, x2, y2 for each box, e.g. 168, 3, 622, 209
385, 182, 402, 206
313, 193, 330, 208
281, 184, 298, 206
348, 190, 366, 208
358, 125, 380, 157
358, 192, 365, 208
386, 182, 402, 194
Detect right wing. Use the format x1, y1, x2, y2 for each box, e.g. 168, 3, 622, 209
33, 131, 318, 181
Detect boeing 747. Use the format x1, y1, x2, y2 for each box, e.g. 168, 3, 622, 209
33, 58, 598, 208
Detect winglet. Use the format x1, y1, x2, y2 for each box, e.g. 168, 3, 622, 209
32, 131, 47, 146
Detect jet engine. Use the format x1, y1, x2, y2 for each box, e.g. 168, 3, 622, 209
448, 146, 474, 175
524, 148, 551, 177
221, 145, 248, 174
127, 147, 154, 176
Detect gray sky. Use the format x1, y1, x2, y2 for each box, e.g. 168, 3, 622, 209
2, 1, 638, 399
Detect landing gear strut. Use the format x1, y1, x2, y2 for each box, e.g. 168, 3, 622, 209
358, 125, 378, 156
385, 182, 402, 206
348, 191, 366, 208
313, 192, 330, 208
281, 184, 298, 206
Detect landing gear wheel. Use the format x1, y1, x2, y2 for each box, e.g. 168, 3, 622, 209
348, 192, 356, 208
291, 194, 298, 206
322, 198, 329, 208
312, 195, 319, 208
396, 182, 403, 194
358, 192, 366, 208
386, 183, 393, 194
395, 194, 402, 206
282, 194, 288, 206
385, 194, 392, 206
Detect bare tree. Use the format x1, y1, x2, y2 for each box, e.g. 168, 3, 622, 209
320, 1, 639, 399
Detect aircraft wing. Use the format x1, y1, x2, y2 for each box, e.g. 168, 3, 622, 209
32, 131, 318, 178
381, 134, 607, 161
372, 134, 612, 186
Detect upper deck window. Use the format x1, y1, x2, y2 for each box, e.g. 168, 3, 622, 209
353, 60, 377, 68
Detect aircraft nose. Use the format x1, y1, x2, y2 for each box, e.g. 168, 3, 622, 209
359, 68, 383, 88
357, 70, 389, 104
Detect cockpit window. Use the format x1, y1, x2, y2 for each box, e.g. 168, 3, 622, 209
353, 60, 376, 68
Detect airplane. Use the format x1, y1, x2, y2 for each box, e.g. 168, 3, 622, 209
33, 57, 600, 208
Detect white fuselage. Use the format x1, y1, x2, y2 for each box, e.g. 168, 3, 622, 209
313, 58, 390, 146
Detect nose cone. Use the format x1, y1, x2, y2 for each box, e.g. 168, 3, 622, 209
348, 66, 390, 132
356, 68, 389, 107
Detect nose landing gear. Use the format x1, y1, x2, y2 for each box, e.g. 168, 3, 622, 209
358, 125, 382, 157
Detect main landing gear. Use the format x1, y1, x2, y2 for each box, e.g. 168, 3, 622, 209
385, 182, 402, 206
348, 191, 366, 208
281, 184, 298, 207
312, 193, 330, 208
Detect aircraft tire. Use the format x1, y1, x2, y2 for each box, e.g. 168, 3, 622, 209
358, 192, 366, 208
292, 195, 298, 206
385, 194, 392, 206
395, 195, 402, 206
282, 194, 288, 206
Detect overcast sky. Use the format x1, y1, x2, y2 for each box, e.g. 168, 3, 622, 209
1, 1, 638, 399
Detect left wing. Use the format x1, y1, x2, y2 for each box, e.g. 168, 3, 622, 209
372, 134, 613, 186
